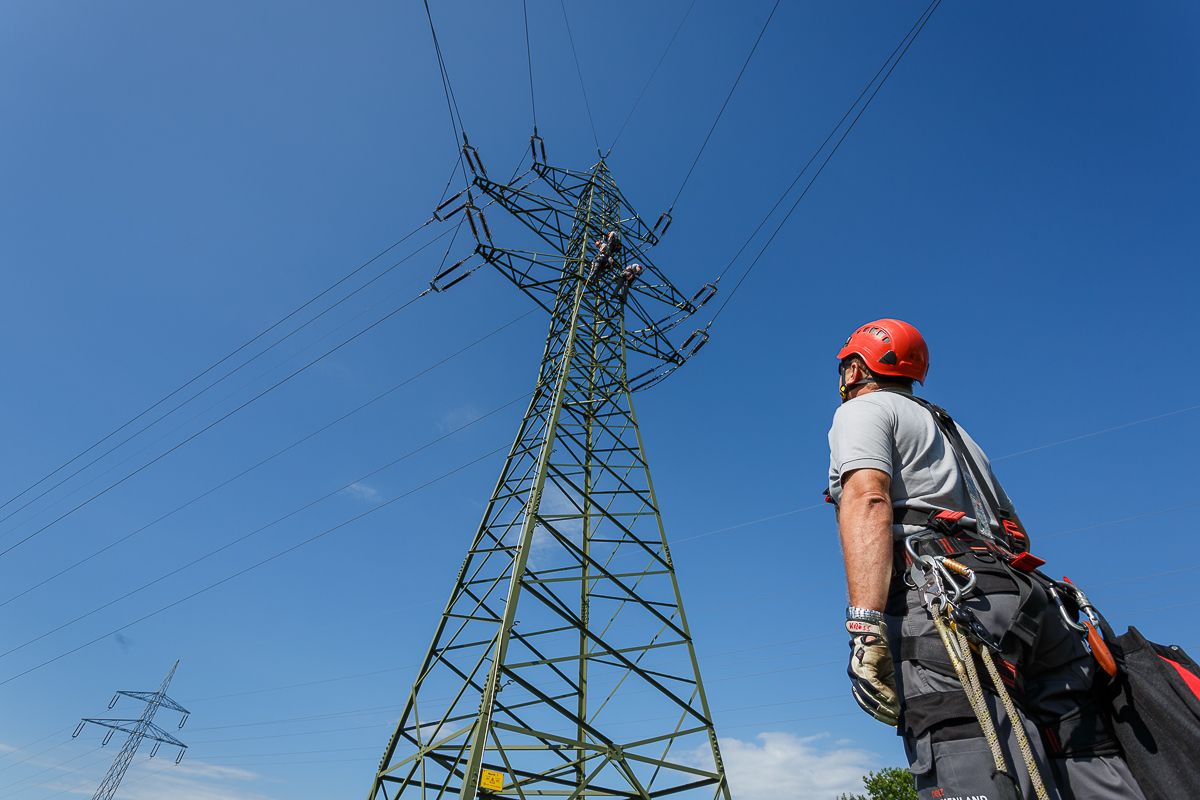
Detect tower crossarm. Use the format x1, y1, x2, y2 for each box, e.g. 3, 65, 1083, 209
142, 724, 187, 750
114, 690, 189, 715
470, 158, 710, 390
472, 174, 578, 255
532, 163, 660, 249
474, 245, 563, 313
79, 718, 141, 737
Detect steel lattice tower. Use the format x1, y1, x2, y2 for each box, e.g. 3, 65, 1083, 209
74, 660, 190, 800
368, 148, 728, 800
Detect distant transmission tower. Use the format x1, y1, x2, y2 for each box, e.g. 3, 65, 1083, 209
368, 141, 728, 799
74, 660, 190, 800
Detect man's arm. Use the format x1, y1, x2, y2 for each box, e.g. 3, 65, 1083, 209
838, 467, 893, 612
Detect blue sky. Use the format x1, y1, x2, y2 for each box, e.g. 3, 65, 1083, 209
2, 1, 1198, 798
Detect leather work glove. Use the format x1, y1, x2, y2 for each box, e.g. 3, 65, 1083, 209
846, 618, 900, 726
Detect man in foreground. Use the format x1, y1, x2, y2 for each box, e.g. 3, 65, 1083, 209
826, 318, 1142, 799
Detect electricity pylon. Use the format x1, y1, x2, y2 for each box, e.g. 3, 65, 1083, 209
75, 660, 190, 800
368, 142, 727, 800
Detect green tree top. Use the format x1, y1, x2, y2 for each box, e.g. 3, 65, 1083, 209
838, 767, 917, 800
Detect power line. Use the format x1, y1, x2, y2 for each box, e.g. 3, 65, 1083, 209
709, 0, 942, 323
107, 393, 1199, 718
0, 284, 440, 560
0, 218, 437, 521
0, 225, 456, 541
606, 0, 698, 156
521, 0, 538, 132
993, 402, 1200, 461
706, 0, 937, 290
0, 729, 73, 773
666, 0, 781, 212
0, 395, 528, 662
0, 312, 533, 611
422, 0, 470, 183
557, 0, 602, 156
0, 444, 506, 687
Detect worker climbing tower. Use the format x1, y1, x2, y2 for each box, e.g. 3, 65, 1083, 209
368, 146, 725, 800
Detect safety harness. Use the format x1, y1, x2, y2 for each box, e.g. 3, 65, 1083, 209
878, 392, 1121, 798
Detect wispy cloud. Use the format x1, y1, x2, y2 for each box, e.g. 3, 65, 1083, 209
82, 758, 275, 800
343, 481, 382, 504
702, 731, 878, 800
438, 405, 482, 433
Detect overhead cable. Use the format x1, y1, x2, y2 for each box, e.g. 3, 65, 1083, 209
522, 0, 538, 133
606, 0, 699, 156
666, 0, 782, 212
422, 0, 471, 184
0, 396, 527, 661
0, 226, 456, 540
0, 445, 507, 687
0, 313, 533, 610
0, 285, 438, 560
557, 0, 602, 156
0, 217, 437, 521
709, 0, 942, 323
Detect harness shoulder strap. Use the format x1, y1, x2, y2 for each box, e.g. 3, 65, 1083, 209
883, 391, 1031, 551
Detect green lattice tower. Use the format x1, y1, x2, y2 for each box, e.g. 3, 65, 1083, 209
368, 154, 727, 800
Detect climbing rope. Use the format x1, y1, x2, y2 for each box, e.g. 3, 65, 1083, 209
920, 552, 1051, 800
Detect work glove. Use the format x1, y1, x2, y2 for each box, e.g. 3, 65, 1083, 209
846, 618, 900, 726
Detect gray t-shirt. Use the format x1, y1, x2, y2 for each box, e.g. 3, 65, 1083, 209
826, 391, 1014, 536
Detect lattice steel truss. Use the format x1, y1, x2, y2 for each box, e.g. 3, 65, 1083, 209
75, 660, 190, 800
368, 152, 727, 800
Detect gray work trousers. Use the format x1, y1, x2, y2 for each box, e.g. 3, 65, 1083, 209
886, 586, 1145, 800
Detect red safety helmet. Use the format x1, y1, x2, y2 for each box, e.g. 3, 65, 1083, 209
837, 318, 929, 384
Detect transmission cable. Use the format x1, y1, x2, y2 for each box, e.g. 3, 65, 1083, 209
0, 443, 507, 687
705, 0, 936, 292
708, 0, 942, 323
423, 0, 471, 185
0, 181, 528, 541
606, 0, 698, 157
0, 217, 440, 521
665, 0, 781, 212
0, 283, 440, 560
0, 312, 533, 610
0, 226, 456, 540
557, 0, 602, 156
0, 394, 527, 661
522, 0, 538, 135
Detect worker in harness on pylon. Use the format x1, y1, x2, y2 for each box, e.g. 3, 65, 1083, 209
587, 230, 622, 285
826, 318, 1144, 800
614, 262, 643, 303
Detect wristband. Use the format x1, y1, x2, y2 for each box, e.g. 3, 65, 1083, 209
846, 606, 885, 624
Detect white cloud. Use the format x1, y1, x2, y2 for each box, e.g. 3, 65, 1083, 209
714, 731, 878, 800
343, 482, 382, 504
438, 405, 482, 432
104, 758, 275, 800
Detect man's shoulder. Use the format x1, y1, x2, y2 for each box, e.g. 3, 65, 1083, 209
841, 391, 911, 415
830, 393, 900, 429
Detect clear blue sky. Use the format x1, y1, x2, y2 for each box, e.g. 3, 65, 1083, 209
2, 2, 1198, 798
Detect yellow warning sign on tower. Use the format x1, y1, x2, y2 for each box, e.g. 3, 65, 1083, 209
480, 769, 504, 792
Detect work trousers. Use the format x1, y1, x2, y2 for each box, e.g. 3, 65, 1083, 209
886, 581, 1145, 800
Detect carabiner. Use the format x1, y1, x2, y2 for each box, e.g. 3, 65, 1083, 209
1048, 586, 1087, 632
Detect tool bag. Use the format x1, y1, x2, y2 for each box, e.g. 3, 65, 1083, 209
1097, 618, 1200, 800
